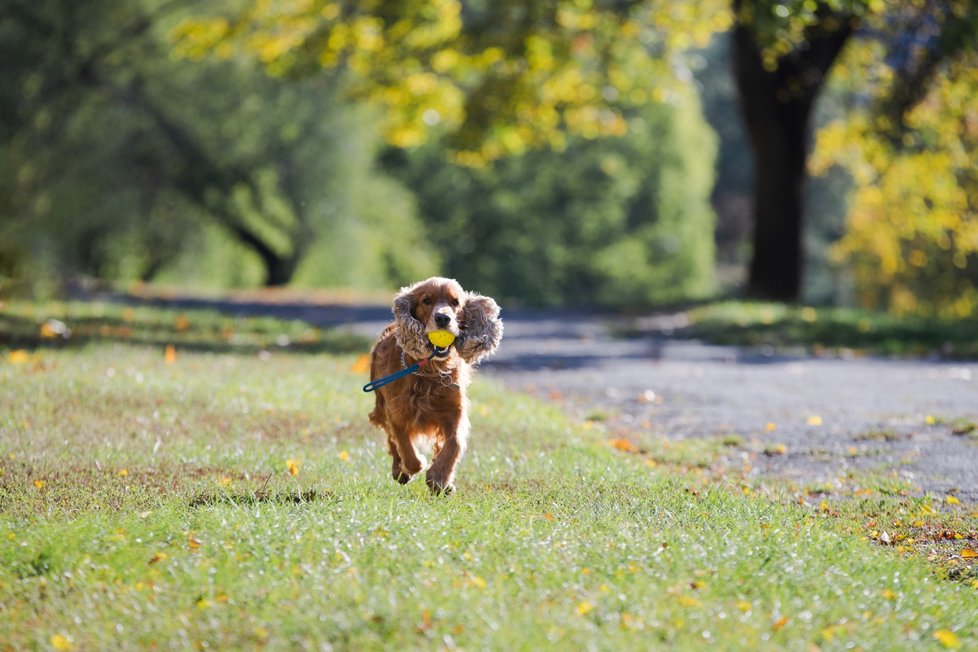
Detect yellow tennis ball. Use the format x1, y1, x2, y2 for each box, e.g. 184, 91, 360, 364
427, 330, 456, 348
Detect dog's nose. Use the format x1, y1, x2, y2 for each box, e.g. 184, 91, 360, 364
434, 313, 451, 327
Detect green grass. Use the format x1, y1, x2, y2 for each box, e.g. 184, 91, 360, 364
2, 309, 977, 649
629, 301, 978, 358
0, 299, 366, 354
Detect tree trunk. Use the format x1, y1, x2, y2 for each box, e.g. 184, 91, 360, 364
732, 2, 853, 301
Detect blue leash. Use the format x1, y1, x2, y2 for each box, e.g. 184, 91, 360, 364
362, 351, 438, 393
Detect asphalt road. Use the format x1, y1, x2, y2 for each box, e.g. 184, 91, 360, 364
478, 311, 978, 502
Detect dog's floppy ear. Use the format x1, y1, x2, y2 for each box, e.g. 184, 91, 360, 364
458, 293, 503, 364
392, 282, 431, 360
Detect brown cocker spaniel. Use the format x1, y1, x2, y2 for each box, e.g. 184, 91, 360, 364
367, 277, 503, 494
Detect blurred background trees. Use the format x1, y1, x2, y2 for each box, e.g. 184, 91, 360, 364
2, 0, 977, 316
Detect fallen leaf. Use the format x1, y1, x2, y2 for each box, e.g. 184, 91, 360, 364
925, 415, 937, 425
164, 344, 177, 364
338, 451, 350, 462
677, 595, 701, 607
881, 588, 896, 600
772, 615, 789, 631
736, 601, 752, 612
350, 354, 371, 374
116, 468, 129, 477
806, 415, 823, 426
638, 389, 656, 403
961, 548, 977, 559
148, 552, 168, 564
934, 629, 962, 650
286, 459, 300, 476
764, 443, 787, 456
34, 479, 45, 490
609, 438, 639, 453
945, 495, 960, 505
577, 601, 593, 615
50, 634, 72, 650
187, 534, 203, 550
764, 422, 777, 432
8, 350, 31, 364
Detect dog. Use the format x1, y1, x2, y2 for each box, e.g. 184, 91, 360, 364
367, 277, 503, 494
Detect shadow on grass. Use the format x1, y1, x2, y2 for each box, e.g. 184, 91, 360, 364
188, 489, 332, 508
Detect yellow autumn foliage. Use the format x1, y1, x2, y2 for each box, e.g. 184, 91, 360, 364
813, 49, 978, 317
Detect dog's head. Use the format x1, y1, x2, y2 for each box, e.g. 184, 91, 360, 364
393, 277, 503, 364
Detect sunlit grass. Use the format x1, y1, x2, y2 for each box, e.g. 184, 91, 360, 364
1, 335, 976, 649
627, 301, 978, 358
0, 299, 366, 354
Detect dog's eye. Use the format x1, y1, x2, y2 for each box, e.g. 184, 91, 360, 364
422, 297, 432, 306
450, 299, 459, 307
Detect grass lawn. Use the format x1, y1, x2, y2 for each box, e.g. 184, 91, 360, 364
1, 302, 976, 650
622, 301, 978, 358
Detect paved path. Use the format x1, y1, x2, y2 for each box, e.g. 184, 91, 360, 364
83, 290, 978, 501
480, 312, 978, 502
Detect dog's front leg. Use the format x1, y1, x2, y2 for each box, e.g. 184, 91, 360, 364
426, 414, 469, 494
390, 428, 426, 483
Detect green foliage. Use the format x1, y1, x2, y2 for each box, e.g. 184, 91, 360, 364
386, 87, 717, 308
0, 0, 438, 292
173, 0, 731, 164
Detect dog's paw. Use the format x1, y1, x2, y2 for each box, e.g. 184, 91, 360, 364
393, 454, 427, 483
425, 474, 455, 496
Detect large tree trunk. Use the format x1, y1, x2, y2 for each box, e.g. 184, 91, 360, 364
732, 2, 854, 301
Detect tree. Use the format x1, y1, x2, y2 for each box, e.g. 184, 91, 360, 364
731, 0, 854, 300
384, 87, 717, 307
0, 0, 437, 288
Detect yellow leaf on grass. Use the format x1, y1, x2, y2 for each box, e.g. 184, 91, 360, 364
350, 354, 371, 374
164, 344, 177, 364
34, 479, 45, 489
8, 350, 30, 364
677, 595, 701, 607
772, 615, 789, 631
577, 601, 593, 615
51, 634, 73, 650
934, 629, 962, 650
117, 468, 128, 477
925, 415, 937, 425
807, 415, 823, 426
148, 552, 167, 564
946, 495, 960, 505
736, 601, 752, 612
286, 459, 300, 476
961, 548, 978, 559
881, 588, 896, 600
338, 451, 350, 462
764, 421, 777, 432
